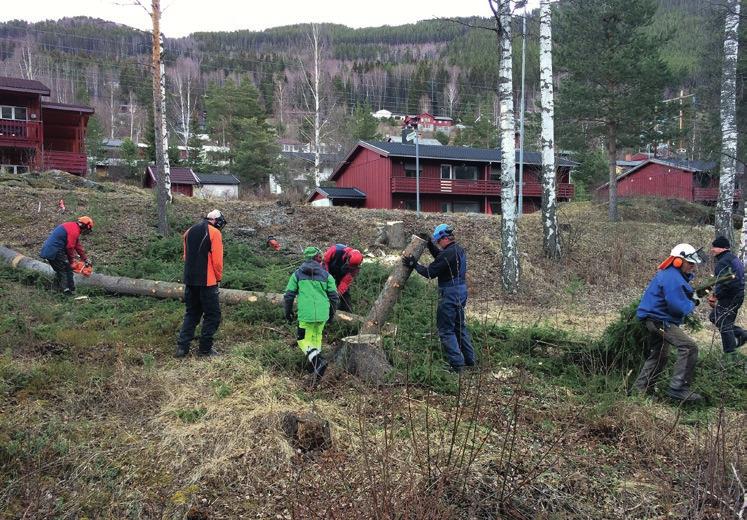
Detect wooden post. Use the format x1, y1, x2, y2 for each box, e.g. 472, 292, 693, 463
360, 234, 427, 335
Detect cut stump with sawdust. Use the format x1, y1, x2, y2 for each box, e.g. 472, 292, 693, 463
280, 412, 332, 452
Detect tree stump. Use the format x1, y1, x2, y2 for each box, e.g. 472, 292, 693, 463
386, 221, 406, 249
280, 412, 332, 452
328, 334, 401, 386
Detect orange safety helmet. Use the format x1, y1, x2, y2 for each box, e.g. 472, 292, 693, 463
346, 248, 363, 267
77, 216, 94, 233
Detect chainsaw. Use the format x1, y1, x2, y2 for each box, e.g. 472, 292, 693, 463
70, 260, 93, 277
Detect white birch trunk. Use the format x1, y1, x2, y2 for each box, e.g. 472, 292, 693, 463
715, 0, 740, 250
498, 0, 519, 292
540, 0, 560, 259
159, 55, 172, 202
150, 0, 171, 235
312, 24, 322, 186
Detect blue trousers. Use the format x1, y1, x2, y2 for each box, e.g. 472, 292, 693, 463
436, 284, 475, 369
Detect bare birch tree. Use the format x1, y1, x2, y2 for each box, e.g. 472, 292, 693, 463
715, 0, 740, 247
298, 24, 333, 186
491, 0, 519, 292
539, 0, 560, 259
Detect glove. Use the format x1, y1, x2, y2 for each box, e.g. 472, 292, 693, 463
691, 294, 701, 307
415, 232, 430, 241
402, 255, 418, 269
84, 259, 92, 267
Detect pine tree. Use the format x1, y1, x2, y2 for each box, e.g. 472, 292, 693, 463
556, 0, 672, 222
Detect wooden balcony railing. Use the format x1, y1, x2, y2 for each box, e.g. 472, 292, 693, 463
391, 176, 575, 199
0, 120, 41, 144
693, 187, 742, 202
43, 150, 87, 175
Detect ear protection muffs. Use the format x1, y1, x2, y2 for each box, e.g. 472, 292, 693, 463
672, 257, 683, 268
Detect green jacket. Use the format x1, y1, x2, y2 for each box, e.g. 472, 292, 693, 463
284, 260, 339, 322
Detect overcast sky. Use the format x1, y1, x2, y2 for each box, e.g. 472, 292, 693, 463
1, 0, 540, 37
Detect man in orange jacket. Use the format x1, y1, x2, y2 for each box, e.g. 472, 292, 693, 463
176, 209, 226, 358
322, 244, 363, 312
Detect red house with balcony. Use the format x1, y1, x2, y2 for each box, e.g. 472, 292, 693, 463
310, 141, 575, 214
403, 113, 454, 132
0, 76, 93, 176
596, 158, 734, 204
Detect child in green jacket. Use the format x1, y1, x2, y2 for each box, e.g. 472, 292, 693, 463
284, 247, 339, 376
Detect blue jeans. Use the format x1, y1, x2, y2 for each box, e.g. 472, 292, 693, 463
436, 284, 475, 369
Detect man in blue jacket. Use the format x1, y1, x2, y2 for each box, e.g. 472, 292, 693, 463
403, 224, 475, 372
708, 236, 746, 354
633, 243, 703, 402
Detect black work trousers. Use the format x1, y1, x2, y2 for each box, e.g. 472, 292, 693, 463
47, 250, 75, 292
177, 285, 221, 353
709, 295, 746, 353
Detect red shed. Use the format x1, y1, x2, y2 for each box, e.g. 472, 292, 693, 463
143, 165, 199, 197
326, 141, 575, 214
596, 158, 737, 204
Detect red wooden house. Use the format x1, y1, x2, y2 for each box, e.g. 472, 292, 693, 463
309, 141, 575, 214
403, 113, 454, 132
0, 76, 93, 176
143, 165, 199, 196
596, 158, 735, 204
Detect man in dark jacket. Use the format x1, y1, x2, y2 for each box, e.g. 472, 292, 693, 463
39, 216, 94, 295
708, 236, 746, 354
403, 224, 475, 372
633, 243, 703, 402
175, 209, 226, 358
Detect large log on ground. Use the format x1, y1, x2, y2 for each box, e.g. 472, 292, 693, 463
0, 246, 359, 324
360, 234, 427, 335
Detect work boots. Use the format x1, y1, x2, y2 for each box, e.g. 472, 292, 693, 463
306, 349, 328, 378
665, 387, 703, 403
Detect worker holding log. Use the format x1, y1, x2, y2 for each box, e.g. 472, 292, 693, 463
175, 209, 226, 358
39, 216, 94, 295
402, 224, 475, 372
708, 236, 746, 354
284, 247, 339, 377
632, 243, 704, 402
322, 244, 363, 312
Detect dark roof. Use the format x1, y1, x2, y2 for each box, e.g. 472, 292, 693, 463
598, 158, 718, 190
361, 141, 577, 167
42, 101, 94, 114
146, 165, 198, 185
196, 173, 240, 185
310, 187, 367, 201
0, 76, 50, 96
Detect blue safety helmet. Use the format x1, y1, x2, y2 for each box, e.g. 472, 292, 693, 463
432, 224, 454, 242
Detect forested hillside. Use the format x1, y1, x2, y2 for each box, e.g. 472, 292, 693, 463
0, 0, 743, 189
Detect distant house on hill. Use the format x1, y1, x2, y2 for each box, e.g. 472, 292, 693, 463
403, 112, 454, 133
596, 158, 733, 204
0, 75, 93, 176
143, 166, 240, 199
315, 140, 575, 214
372, 109, 392, 119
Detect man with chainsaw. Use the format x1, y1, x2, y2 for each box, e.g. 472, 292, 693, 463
40, 216, 94, 295
322, 244, 363, 313
175, 209, 226, 358
402, 224, 476, 373
633, 243, 704, 402
708, 236, 746, 354
284, 247, 339, 378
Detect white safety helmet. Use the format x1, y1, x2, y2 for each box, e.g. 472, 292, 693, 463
670, 243, 702, 264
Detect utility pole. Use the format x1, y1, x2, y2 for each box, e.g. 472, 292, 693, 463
149, 0, 171, 235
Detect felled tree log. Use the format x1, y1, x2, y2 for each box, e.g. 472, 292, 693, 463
360, 234, 427, 335
0, 246, 359, 323
328, 334, 402, 385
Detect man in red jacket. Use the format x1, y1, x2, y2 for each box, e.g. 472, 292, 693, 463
176, 209, 226, 358
322, 243, 363, 312
39, 216, 94, 295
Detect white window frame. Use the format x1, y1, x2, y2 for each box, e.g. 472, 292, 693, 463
0, 106, 28, 121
